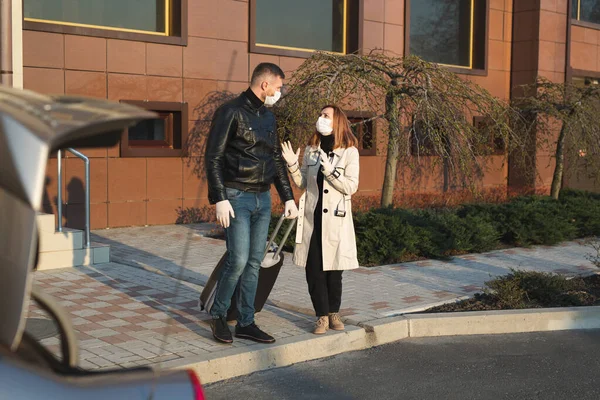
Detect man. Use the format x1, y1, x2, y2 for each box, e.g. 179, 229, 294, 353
205, 63, 298, 344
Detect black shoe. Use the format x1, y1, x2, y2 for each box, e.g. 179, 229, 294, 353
211, 316, 233, 344
235, 323, 276, 343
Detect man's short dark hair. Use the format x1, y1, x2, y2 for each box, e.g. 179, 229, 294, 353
251, 63, 285, 86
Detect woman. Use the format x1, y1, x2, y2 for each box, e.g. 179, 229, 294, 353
281, 105, 360, 334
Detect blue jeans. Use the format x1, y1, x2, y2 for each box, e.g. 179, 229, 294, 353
210, 188, 272, 327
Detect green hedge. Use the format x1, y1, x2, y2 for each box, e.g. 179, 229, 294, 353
269, 189, 600, 266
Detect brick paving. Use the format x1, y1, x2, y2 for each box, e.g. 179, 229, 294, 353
28, 223, 597, 371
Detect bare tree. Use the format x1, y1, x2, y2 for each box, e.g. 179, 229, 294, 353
275, 52, 522, 207
513, 77, 600, 199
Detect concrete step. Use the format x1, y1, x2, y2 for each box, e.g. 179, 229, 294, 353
36, 213, 57, 233
36, 243, 110, 271
39, 228, 83, 252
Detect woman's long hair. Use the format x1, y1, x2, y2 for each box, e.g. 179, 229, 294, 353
309, 104, 359, 149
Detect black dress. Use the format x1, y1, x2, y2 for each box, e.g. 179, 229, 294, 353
305, 134, 343, 317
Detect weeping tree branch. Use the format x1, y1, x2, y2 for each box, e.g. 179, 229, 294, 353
275, 52, 525, 207
513, 77, 600, 199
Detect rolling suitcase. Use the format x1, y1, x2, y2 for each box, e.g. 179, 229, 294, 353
199, 214, 296, 322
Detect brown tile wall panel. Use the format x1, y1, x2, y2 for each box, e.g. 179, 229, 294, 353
513, 11, 539, 42
358, 156, 385, 192
384, 23, 404, 57
64, 147, 108, 158
277, 57, 304, 80
187, 120, 210, 157
42, 158, 66, 215
65, 70, 107, 98
362, 21, 384, 52
188, 0, 248, 42
65, 158, 108, 204
146, 76, 183, 102
107, 143, 120, 158
65, 35, 106, 72
571, 25, 600, 73
488, 39, 505, 71
183, 37, 248, 81
107, 40, 146, 75
23, 31, 64, 68
147, 158, 183, 200
571, 25, 585, 43
184, 79, 219, 120
183, 159, 209, 200
182, 198, 210, 210
538, 40, 557, 73
364, 0, 385, 22
512, 41, 537, 71
24, 67, 64, 94
147, 199, 183, 225
216, 80, 248, 94
489, 9, 504, 42
584, 27, 599, 45
491, 0, 504, 11
107, 74, 147, 101
384, 0, 404, 25
65, 203, 85, 230
91, 203, 109, 230
147, 43, 183, 77
571, 41, 597, 71
108, 158, 147, 202
64, 203, 108, 230
473, 70, 509, 98
540, 0, 558, 12
514, 0, 538, 12
108, 202, 147, 227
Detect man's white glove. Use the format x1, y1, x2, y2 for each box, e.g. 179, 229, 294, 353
216, 200, 235, 228
281, 141, 300, 167
284, 199, 298, 219
319, 148, 334, 175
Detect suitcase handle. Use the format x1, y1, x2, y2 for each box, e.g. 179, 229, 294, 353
263, 214, 297, 260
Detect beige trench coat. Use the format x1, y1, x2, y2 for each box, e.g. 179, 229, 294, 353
288, 145, 360, 271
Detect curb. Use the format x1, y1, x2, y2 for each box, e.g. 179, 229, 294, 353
405, 306, 600, 337
161, 326, 368, 384
164, 306, 600, 385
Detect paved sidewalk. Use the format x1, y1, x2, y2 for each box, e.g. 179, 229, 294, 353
28, 223, 597, 371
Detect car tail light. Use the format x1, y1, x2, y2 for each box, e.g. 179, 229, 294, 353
187, 370, 206, 400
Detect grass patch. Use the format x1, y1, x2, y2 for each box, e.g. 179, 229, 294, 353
424, 270, 600, 313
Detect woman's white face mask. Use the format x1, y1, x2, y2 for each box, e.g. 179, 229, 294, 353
316, 117, 333, 135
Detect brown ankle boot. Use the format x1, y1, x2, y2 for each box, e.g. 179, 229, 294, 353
313, 316, 329, 335
329, 313, 344, 331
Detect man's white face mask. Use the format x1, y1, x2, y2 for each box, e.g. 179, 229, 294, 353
264, 90, 281, 106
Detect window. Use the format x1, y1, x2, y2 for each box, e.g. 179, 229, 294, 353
572, 0, 600, 25
347, 112, 376, 156
23, 0, 187, 45
407, 0, 487, 71
119, 101, 188, 157
473, 116, 505, 155
250, 0, 359, 57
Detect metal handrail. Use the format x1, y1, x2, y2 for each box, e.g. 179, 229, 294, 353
56, 148, 91, 248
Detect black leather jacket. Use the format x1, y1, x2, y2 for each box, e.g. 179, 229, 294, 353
205, 92, 294, 205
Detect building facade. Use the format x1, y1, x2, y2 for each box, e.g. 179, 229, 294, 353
9, 0, 600, 228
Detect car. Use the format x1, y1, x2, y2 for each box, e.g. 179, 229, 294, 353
0, 86, 206, 399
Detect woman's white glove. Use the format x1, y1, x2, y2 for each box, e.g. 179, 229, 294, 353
319, 148, 334, 176
216, 200, 235, 228
281, 141, 300, 167
284, 199, 298, 219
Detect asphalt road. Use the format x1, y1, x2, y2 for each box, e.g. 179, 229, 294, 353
204, 330, 600, 400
